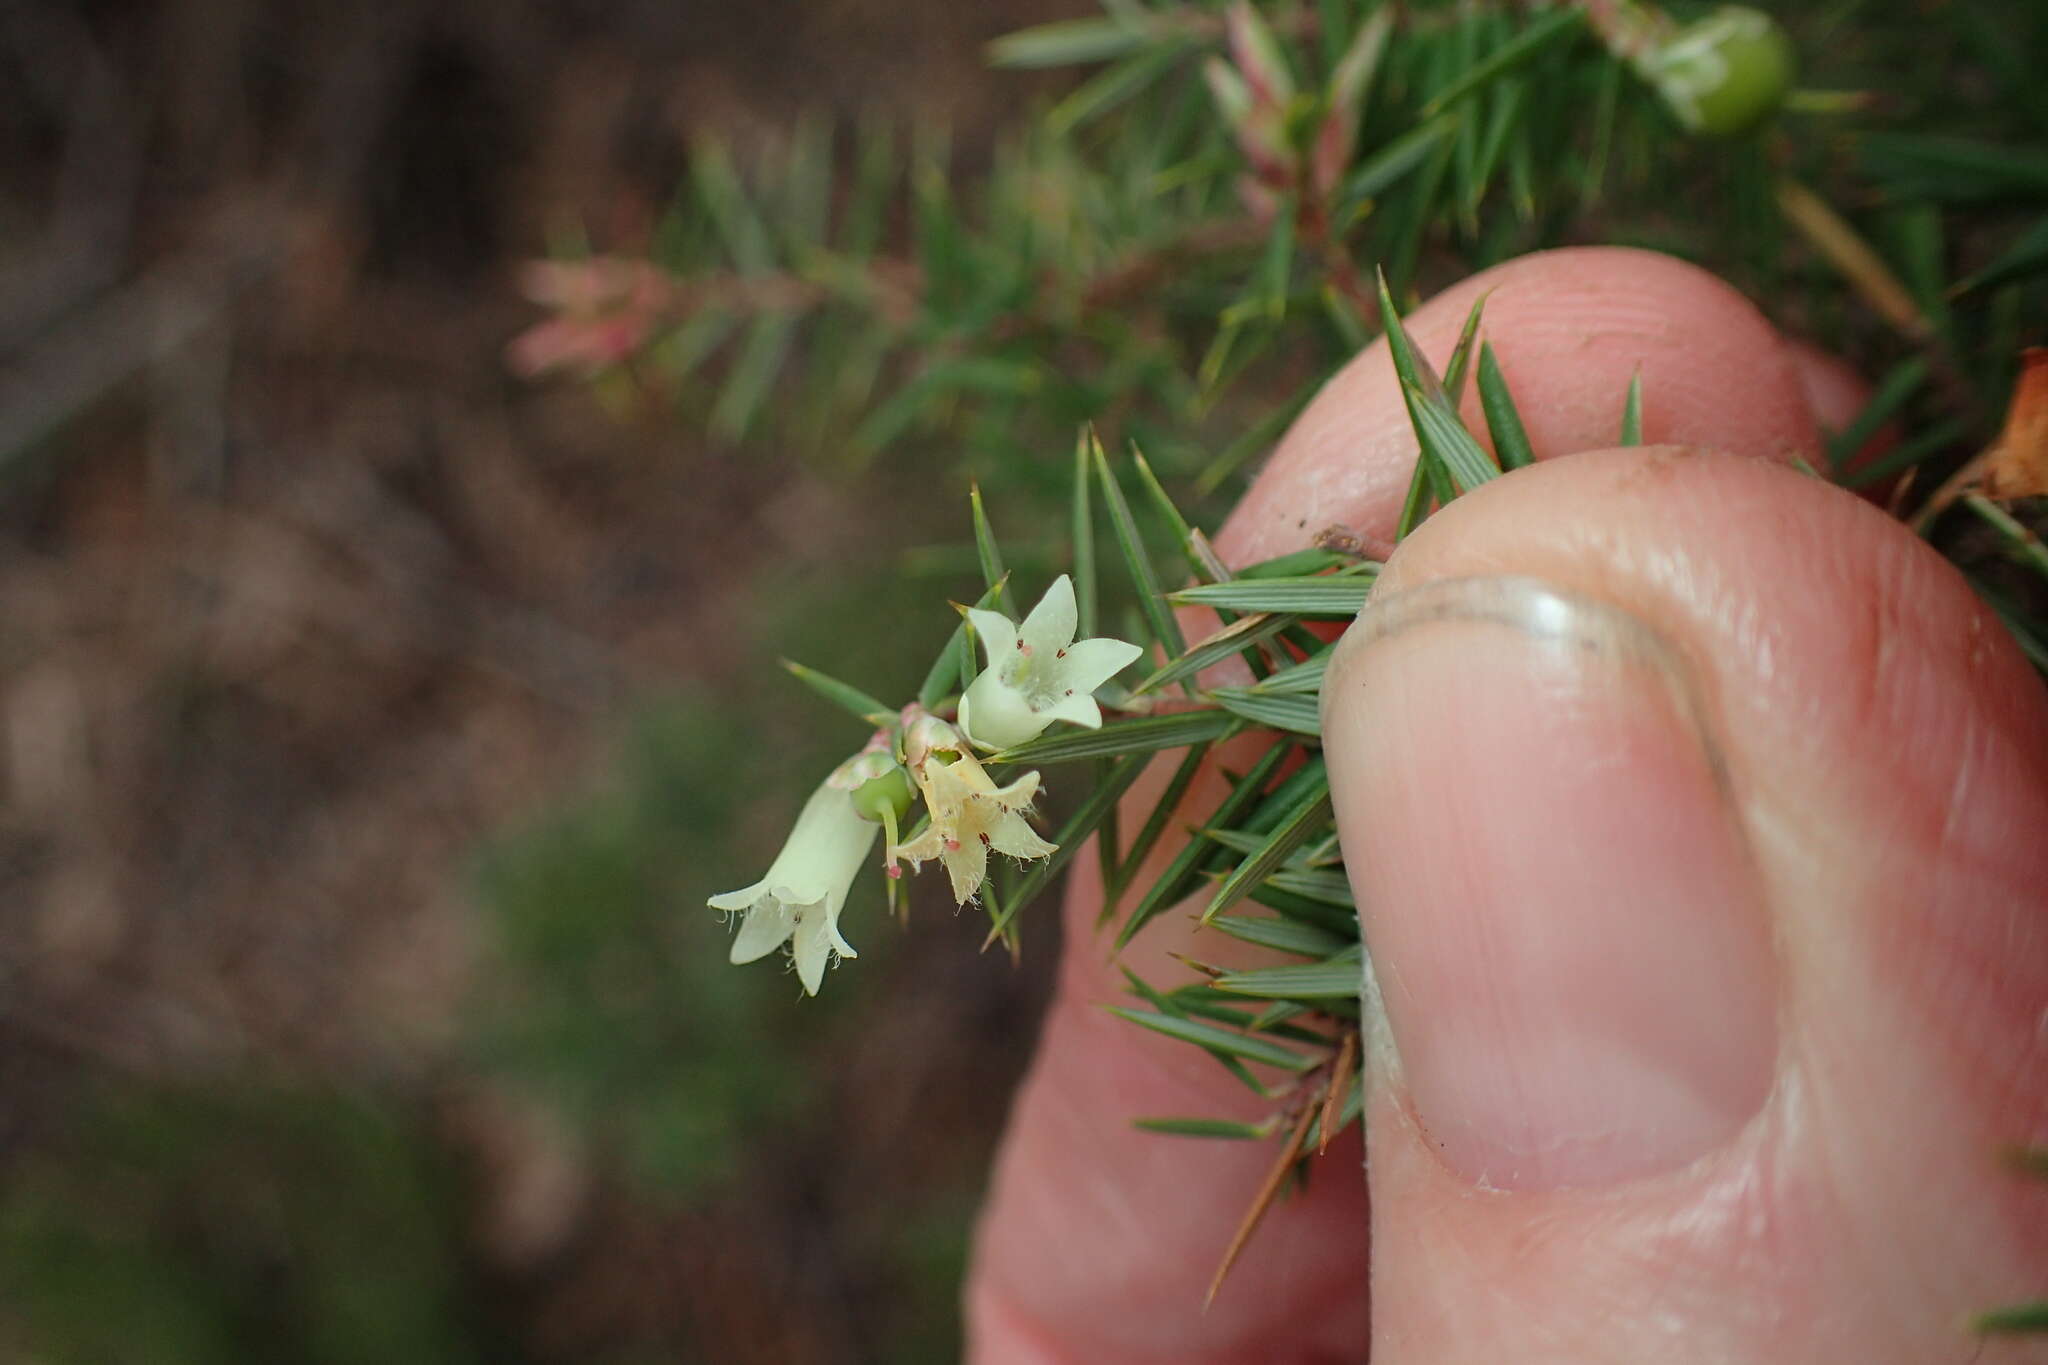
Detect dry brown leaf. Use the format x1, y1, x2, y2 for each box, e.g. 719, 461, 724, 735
1982, 348, 2048, 501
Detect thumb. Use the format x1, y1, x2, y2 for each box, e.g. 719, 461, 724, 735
1322, 448, 2048, 1360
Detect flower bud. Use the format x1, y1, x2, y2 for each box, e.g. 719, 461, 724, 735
1642, 6, 1795, 137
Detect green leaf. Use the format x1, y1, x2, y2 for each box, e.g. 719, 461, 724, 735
1248, 648, 1333, 695
1973, 1301, 2048, 1335
1093, 434, 1189, 662
1859, 133, 2048, 202
1129, 443, 1210, 583
1393, 441, 1436, 542
1966, 495, 2048, 581
1842, 416, 1969, 491
984, 751, 1150, 940
1263, 868, 1355, 909
1071, 430, 1098, 640
1119, 973, 1272, 1096
1106, 742, 1211, 919
1440, 291, 1490, 406
1377, 270, 1499, 493
1340, 117, 1457, 209
991, 708, 1238, 766
1171, 575, 1377, 614
1049, 41, 1191, 136
1118, 744, 1290, 948
1956, 214, 2048, 293
1194, 387, 1317, 496
1254, 194, 1297, 323
1106, 1008, 1320, 1072
970, 482, 1008, 600
1619, 369, 1643, 447
1214, 958, 1363, 1001
1133, 1116, 1276, 1140
918, 580, 1008, 710
2007, 1146, 2048, 1180
690, 137, 775, 275
1825, 356, 1928, 471
1248, 883, 1357, 936
780, 659, 893, 726
1405, 378, 1501, 493
710, 314, 799, 443
989, 17, 1146, 70
1133, 613, 1293, 696
1421, 4, 1584, 116
1210, 688, 1322, 735
1235, 548, 1356, 578
1203, 784, 1334, 922
1208, 914, 1348, 958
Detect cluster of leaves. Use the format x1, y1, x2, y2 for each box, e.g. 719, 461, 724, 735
517, 0, 2048, 1328
516, 0, 1808, 497
777, 275, 1585, 1295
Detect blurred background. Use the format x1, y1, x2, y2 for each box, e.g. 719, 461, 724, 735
0, 1, 1083, 1360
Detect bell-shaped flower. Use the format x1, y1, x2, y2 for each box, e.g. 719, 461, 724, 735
894, 717, 1056, 903
707, 773, 877, 995
957, 575, 1144, 752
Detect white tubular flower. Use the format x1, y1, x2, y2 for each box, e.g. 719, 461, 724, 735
708, 777, 877, 995
957, 574, 1144, 752
895, 717, 1056, 904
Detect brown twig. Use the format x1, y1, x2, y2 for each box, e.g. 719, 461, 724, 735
1317, 1026, 1359, 1156
1206, 1096, 1319, 1309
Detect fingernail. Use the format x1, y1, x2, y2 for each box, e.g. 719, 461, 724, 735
1323, 576, 1776, 1190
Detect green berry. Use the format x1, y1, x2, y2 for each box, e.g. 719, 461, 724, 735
1645, 7, 1796, 137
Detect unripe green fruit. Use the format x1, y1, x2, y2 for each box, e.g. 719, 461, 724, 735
1645, 6, 1796, 137
851, 766, 916, 823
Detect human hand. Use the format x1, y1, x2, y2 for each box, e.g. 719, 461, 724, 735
965, 247, 2048, 1363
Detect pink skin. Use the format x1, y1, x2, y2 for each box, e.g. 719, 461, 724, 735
965, 248, 2048, 1362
